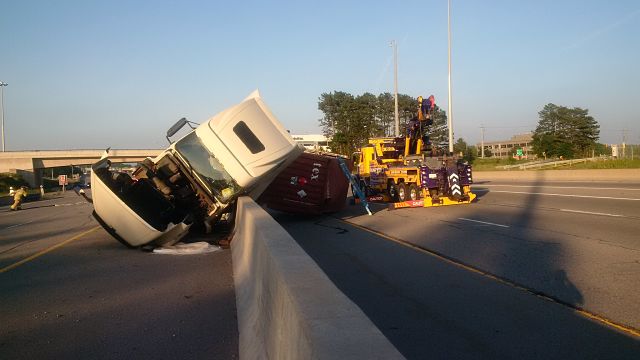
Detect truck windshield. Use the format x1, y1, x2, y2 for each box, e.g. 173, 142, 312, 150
174, 132, 242, 203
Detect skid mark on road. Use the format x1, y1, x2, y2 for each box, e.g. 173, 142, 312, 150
337, 218, 640, 338
0, 226, 100, 274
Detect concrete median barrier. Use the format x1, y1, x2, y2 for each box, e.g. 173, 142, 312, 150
231, 197, 404, 360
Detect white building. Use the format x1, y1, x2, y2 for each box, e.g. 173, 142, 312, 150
291, 134, 331, 152
477, 133, 534, 159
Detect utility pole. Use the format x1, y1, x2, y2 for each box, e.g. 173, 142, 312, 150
447, 0, 454, 154
391, 40, 399, 137
622, 129, 628, 159
480, 125, 485, 158
0, 82, 7, 152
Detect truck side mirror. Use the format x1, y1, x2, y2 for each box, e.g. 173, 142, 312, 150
166, 118, 188, 143
166, 118, 199, 144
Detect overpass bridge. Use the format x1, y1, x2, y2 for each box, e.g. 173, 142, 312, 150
0, 149, 163, 187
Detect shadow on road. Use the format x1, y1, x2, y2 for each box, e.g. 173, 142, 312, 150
275, 171, 640, 359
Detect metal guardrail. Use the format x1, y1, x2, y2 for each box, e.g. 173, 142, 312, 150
497, 160, 551, 170
496, 156, 612, 170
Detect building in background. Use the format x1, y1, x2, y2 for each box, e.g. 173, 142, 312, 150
477, 133, 534, 159
291, 134, 331, 152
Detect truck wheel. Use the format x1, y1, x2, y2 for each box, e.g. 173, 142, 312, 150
397, 183, 408, 202
387, 181, 399, 202
409, 184, 419, 200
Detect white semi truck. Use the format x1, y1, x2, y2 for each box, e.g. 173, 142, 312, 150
91, 91, 303, 248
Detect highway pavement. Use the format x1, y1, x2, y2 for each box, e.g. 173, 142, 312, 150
276, 177, 640, 359
2, 177, 639, 359
0, 191, 238, 359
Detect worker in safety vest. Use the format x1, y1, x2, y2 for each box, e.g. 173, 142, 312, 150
10, 186, 28, 211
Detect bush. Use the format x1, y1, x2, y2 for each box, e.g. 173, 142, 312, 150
0, 173, 30, 193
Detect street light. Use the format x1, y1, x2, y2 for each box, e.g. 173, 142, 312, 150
447, 0, 454, 154
390, 40, 399, 137
0, 81, 7, 152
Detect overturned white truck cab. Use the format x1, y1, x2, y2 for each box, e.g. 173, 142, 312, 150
91, 91, 303, 248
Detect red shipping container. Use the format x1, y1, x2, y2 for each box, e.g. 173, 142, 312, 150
257, 152, 351, 215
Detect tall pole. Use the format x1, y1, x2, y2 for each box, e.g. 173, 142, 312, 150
0, 82, 7, 152
481, 125, 485, 159
622, 129, 628, 159
392, 40, 399, 137
447, 0, 454, 154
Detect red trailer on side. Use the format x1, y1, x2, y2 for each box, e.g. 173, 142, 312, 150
257, 152, 351, 215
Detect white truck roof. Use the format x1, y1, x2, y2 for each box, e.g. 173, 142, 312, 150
194, 90, 302, 191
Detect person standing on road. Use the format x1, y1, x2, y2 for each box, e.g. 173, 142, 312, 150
10, 186, 28, 211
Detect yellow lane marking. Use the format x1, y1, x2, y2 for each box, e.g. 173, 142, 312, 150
0, 226, 101, 274
336, 218, 640, 338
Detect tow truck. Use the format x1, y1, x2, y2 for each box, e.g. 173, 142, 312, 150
352, 95, 476, 209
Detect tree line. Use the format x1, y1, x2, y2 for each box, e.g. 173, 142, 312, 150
317, 91, 449, 155
317, 92, 602, 160
531, 103, 600, 159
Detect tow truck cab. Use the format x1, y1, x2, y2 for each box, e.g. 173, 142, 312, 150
91, 91, 303, 247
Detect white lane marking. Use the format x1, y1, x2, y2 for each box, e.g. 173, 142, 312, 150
476, 184, 640, 191
485, 190, 640, 201
54, 202, 88, 206
560, 209, 623, 217
3, 220, 36, 230
458, 218, 510, 228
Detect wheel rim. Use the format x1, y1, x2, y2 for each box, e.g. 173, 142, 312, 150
398, 187, 405, 201
410, 188, 418, 200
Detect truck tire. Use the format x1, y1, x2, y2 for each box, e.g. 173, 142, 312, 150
409, 184, 419, 200
387, 181, 399, 202
397, 183, 408, 202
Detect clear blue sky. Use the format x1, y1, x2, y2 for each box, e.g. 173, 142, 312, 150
1, 0, 639, 150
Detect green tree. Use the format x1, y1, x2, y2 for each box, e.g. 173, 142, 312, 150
318, 91, 450, 155
453, 137, 475, 162
425, 105, 449, 152
532, 103, 600, 159
453, 138, 467, 155
375, 93, 395, 136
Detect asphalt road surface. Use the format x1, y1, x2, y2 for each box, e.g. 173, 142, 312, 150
2, 178, 639, 359
0, 191, 238, 359
276, 178, 640, 359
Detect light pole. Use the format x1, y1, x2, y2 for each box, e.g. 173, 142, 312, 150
480, 125, 485, 158
447, 0, 454, 154
0, 81, 7, 152
391, 40, 399, 137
